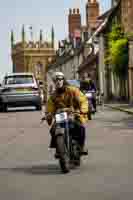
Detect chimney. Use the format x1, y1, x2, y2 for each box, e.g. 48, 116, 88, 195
68, 8, 81, 38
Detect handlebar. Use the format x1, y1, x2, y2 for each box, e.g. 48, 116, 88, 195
86, 90, 96, 93
41, 110, 88, 123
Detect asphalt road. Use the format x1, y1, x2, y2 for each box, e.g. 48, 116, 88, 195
0, 106, 133, 200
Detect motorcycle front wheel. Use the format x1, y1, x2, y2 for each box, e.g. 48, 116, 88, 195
56, 135, 70, 173
72, 141, 81, 166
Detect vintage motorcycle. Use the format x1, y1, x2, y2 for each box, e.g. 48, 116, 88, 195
84, 90, 96, 117
42, 109, 81, 173
80, 88, 96, 120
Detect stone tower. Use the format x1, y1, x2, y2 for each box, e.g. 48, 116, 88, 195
86, 0, 100, 33
68, 8, 81, 38
11, 25, 56, 101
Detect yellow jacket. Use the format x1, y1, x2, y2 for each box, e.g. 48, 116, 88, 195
46, 85, 89, 124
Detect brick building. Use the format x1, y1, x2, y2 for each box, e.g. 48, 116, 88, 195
86, 0, 100, 33
97, 0, 133, 102
47, 0, 101, 94
68, 0, 100, 41
120, 0, 133, 102
68, 8, 81, 38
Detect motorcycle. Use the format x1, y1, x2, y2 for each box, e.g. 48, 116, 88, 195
41, 109, 81, 173
84, 90, 96, 119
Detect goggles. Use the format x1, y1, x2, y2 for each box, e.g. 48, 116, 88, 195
54, 77, 64, 82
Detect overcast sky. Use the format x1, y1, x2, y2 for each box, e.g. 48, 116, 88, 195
0, 0, 111, 81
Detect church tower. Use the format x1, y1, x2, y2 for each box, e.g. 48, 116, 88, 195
11, 26, 56, 101
86, 0, 100, 33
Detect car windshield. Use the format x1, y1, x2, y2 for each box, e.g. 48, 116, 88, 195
5, 75, 34, 85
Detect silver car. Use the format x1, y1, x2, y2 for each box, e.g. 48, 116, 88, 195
0, 73, 42, 111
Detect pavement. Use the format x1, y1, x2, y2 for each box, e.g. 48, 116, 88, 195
105, 102, 133, 115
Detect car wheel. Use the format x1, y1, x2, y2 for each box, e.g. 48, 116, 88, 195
1, 104, 7, 112
36, 104, 42, 111
0, 106, 3, 112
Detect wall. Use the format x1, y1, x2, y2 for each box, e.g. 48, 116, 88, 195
128, 39, 133, 102
121, 0, 133, 33
98, 34, 107, 97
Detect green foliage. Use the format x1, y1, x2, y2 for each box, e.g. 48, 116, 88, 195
106, 23, 128, 79
108, 24, 124, 42
110, 38, 128, 77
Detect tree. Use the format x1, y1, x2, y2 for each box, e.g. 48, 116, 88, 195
105, 23, 128, 98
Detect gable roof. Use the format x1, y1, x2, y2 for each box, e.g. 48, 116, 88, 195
96, 1, 121, 35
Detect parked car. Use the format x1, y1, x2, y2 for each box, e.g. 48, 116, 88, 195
0, 73, 42, 111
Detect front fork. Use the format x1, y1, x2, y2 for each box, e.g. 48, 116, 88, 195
64, 120, 71, 156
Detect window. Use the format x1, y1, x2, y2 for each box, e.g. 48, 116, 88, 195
5, 75, 33, 85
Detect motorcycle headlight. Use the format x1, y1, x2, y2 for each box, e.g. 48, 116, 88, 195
86, 93, 92, 98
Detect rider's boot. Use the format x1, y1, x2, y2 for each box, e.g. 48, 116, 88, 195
80, 145, 88, 155
54, 149, 60, 159
79, 126, 88, 155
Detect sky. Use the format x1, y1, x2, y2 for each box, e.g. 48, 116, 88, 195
0, 0, 111, 82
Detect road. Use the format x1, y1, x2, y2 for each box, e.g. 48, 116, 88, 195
0, 107, 133, 200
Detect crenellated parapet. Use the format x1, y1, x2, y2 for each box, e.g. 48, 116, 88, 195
11, 25, 55, 51
69, 8, 80, 15
26, 41, 53, 49
12, 41, 53, 53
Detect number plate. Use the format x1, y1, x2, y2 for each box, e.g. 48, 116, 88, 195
55, 112, 68, 123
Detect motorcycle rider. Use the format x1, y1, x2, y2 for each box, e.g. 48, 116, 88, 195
45, 72, 89, 156
80, 73, 97, 112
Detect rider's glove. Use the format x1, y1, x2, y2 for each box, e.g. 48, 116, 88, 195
74, 112, 80, 121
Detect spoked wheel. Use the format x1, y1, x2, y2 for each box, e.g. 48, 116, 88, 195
56, 135, 70, 173
71, 141, 81, 167
36, 104, 42, 111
